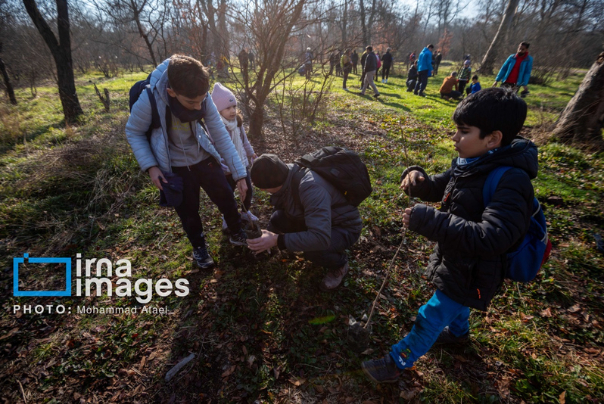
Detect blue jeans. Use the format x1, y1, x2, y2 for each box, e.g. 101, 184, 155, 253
390, 289, 470, 369
414, 70, 429, 94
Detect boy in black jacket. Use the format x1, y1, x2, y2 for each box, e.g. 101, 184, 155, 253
362, 88, 537, 382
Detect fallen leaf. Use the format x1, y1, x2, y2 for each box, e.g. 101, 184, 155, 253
289, 377, 306, 386
400, 389, 419, 400
274, 367, 280, 380
140, 356, 147, 370
361, 348, 374, 355
540, 308, 552, 317
221, 365, 236, 378
568, 305, 581, 313
560, 391, 566, 404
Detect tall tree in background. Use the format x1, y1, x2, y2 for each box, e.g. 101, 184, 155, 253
23, 0, 83, 123
553, 51, 604, 145
0, 46, 18, 105
230, 0, 308, 140
479, 0, 519, 74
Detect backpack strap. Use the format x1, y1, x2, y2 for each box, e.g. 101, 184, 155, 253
144, 86, 162, 143
291, 164, 306, 211
483, 166, 512, 207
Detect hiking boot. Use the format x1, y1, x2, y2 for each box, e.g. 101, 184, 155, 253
362, 354, 401, 383
320, 263, 349, 291
413, 91, 418, 95
406, 88, 413, 92
373, 93, 380, 99
434, 326, 469, 345
520, 89, 530, 98
418, 92, 426, 97
241, 211, 259, 222
229, 229, 248, 246
193, 245, 215, 269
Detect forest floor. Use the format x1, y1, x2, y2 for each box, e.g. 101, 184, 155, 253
0, 65, 603, 404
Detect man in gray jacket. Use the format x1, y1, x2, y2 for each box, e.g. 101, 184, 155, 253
247, 154, 362, 290
126, 55, 249, 269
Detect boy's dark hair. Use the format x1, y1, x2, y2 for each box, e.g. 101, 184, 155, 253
451, 72, 457, 76
471, 75, 478, 80
521, 42, 530, 49
167, 54, 210, 98
367, 46, 373, 52
453, 87, 527, 146
427, 44, 434, 49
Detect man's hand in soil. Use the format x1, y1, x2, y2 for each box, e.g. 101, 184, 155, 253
247, 229, 278, 254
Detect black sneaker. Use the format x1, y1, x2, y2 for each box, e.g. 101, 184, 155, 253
193, 246, 215, 269
434, 326, 469, 345
229, 229, 248, 246
362, 354, 401, 383
373, 93, 380, 99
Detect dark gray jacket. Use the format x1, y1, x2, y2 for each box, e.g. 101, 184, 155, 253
271, 164, 362, 252
365, 52, 377, 72
402, 137, 537, 311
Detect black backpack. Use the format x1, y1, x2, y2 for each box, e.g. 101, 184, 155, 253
291, 146, 372, 208
128, 73, 161, 140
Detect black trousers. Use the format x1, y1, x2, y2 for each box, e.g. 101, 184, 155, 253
458, 79, 468, 95
172, 158, 242, 248
342, 67, 351, 88
414, 70, 429, 94
382, 65, 391, 80
268, 210, 360, 270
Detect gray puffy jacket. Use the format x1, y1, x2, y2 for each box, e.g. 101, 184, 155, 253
125, 58, 247, 180
270, 165, 363, 252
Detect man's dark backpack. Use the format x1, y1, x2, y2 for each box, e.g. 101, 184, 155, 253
291, 146, 372, 208
128, 73, 161, 141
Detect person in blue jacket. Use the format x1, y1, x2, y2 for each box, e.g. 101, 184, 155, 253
414, 44, 434, 97
466, 75, 482, 96
125, 55, 250, 270
493, 42, 533, 97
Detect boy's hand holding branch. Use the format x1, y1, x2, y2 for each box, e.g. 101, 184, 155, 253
400, 171, 424, 228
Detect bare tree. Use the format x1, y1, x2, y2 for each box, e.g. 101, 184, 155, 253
228, 0, 310, 140
478, 0, 519, 74
23, 0, 83, 123
553, 51, 604, 146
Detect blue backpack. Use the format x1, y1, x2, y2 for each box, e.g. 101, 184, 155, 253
128, 73, 161, 141
483, 166, 552, 282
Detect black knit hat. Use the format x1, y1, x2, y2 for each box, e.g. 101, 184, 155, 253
250, 154, 289, 189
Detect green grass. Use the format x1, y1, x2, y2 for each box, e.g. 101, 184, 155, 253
0, 66, 602, 403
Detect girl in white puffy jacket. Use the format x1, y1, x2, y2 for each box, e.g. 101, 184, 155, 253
209, 83, 258, 229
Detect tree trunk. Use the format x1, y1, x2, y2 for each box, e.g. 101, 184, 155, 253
479, 0, 519, 75
131, 0, 158, 66
23, 0, 83, 123
553, 52, 604, 145
359, 0, 368, 46
0, 56, 17, 105
341, 0, 347, 48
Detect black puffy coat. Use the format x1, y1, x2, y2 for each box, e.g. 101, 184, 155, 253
401, 137, 538, 311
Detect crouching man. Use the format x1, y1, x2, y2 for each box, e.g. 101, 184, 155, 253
246, 154, 362, 291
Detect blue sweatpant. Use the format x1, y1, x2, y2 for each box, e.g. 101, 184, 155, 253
390, 289, 470, 369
